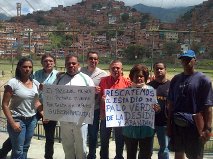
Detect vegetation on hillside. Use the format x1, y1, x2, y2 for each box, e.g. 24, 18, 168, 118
133, 4, 192, 23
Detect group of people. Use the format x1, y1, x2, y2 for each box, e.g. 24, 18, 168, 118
0, 49, 212, 159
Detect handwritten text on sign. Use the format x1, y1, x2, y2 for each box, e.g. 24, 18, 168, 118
43, 85, 95, 124
105, 88, 156, 128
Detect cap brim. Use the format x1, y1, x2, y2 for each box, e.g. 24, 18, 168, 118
178, 55, 195, 59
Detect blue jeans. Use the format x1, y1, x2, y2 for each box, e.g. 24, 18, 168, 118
43, 120, 57, 159
7, 115, 37, 159
155, 126, 170, 159
87, 109, 100, 159
100, 119, 124, 159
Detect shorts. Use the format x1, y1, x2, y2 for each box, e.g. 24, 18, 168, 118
169, 123, 204, 159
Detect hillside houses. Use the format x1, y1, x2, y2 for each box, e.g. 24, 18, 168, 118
0, 0, 212, 57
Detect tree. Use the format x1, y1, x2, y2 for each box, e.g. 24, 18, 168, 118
92, 3, 102, 10
191, 42, 202, 55
48, 33, 63, 50
140, 14, 151, 29
207, 48, 213, 58
163, 41, 180, 56
123, 45, 146, 61
121, 13, 129, 22
131, 8, 137, 12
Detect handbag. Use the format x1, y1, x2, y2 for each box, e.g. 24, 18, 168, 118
173, 112, 195, 127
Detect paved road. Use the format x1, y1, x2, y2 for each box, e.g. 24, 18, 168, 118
1, 131, 213, 159
0, 131, 169, 159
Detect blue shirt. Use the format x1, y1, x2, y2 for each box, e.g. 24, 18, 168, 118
168, 72, 213, 113
33, 69, 58, 103
34, 69, 58, 84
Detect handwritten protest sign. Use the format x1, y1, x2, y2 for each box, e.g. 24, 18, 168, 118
105, 88, 156, 128
43, 85, 95, 124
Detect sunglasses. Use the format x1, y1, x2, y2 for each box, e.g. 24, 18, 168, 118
180, 57, 194, 61
88, 57, 98, 60
67, 62, 78, 65
43, 59, 54, 63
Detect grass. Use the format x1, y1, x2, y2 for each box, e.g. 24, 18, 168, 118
1, 59, 213, 84
0, 58, 213, 153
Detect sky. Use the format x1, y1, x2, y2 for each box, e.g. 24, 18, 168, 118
0, 0, 208, 16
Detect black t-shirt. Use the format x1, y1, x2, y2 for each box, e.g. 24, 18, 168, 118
148, 80, 170, 126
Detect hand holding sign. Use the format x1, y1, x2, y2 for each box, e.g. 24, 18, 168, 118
43, 85, 95, 124
105, 87, 157, 128
153, 104, 161, 112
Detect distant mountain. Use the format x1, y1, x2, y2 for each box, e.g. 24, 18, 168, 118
133, 4, 193, 23
0, 13, 10, 20
178, 0, 212, 25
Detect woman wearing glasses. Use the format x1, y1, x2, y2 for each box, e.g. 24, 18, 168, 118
34, 53, 58, 159
123, 64, 159, 159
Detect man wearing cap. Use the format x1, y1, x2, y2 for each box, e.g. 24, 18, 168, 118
167, 50, 213, 159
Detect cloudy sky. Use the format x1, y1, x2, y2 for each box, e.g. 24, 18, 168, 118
0, 0, 208, 16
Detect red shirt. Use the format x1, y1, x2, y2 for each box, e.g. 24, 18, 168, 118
99, 75, 131, 111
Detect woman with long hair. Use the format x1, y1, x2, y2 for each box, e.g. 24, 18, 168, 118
2, 57, 42, 159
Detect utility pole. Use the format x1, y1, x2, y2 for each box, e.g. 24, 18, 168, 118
82, 33, 85, 67
28, 31, 31, 55
11, 41, 14, 74
115, 29, 117, 59
188, 28, 191, 49
150, 32, 155, 78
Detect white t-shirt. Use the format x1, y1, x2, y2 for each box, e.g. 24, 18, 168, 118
55, 72, 95, 87
8, 78, 40, 117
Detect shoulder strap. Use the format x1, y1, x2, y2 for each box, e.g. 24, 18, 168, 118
79, 72, 89, 86
32, 79, 40, 90
56, 72, 66, 85
56, 72, 89, 86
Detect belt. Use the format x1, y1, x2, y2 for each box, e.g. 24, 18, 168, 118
14, 115, 34, 120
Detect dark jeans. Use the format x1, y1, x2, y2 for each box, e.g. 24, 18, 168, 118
87, 109, 100, 159
0, 137, 12, 158
43, 120, 57, 159
124, 136, 153, 159
100, 119, 124, 159
36, 113, 57, 159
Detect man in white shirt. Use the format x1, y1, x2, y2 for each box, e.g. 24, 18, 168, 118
55, 55, 95, 159
80, 51, 107, 159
